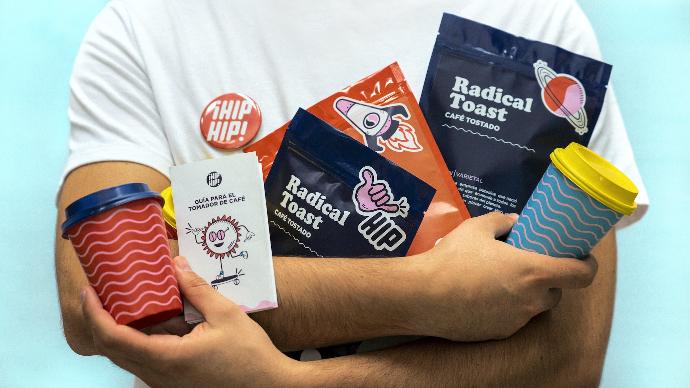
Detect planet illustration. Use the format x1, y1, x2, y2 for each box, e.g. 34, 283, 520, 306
534, 60, 589, 135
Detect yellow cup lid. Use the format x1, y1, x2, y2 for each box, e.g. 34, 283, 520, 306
160, 186, 176, 228
550, 143, 638, 215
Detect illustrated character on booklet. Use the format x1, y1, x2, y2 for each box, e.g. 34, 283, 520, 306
186, 215, 254, 288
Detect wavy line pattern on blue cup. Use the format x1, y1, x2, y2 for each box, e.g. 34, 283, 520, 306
507, 165, 622, 258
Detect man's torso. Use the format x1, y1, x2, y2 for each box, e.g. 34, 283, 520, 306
119, 0, 578, 164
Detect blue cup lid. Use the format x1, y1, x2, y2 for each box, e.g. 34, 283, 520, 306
61, 183, 163, 239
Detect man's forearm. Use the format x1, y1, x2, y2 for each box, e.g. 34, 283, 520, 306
300, 232, 617, 387
57, 161, 426, 355
252, 256, 422, 351
60, 237, 421, 354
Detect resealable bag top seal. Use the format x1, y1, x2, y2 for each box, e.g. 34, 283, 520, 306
264, 108, 435, 258
421, 13, 613, 217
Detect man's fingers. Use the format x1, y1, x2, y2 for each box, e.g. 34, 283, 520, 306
543, 288, 563, 311
143, 315, 193, 336
535, 255, 598, 289
470, 212, 519, 238
81, 287, 167, 363
173, 256, 243, 323
508, 244, 598, 289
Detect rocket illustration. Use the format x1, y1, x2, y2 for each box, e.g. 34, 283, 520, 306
334, 97, 410, 152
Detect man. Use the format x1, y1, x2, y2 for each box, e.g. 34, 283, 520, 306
56, 0, 648, 386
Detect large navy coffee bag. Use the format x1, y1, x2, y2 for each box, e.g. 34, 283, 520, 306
265, 108, 435, 258
420, 13, 612, 217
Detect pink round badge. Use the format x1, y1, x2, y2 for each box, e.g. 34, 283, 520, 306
200, 93, 262, 150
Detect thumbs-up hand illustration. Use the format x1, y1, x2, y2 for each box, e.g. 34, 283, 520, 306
354, 167, 409, 217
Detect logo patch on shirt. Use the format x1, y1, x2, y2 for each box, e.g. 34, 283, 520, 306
200, 93, 262, 149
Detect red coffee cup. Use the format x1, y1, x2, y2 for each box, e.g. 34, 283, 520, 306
62, 183, 182, 329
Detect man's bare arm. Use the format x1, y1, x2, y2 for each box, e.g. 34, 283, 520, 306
76, 227, 612, 387
57, 162, 597, 358
305, 231, 617, 387
56, 162, 427, 353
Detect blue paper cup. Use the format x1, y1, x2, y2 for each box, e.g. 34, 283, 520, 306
507, 144, 638, 258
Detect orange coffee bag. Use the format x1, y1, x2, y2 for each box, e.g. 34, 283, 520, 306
245, 63, 470, 255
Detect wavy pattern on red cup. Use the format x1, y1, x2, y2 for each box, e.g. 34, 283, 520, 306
66, 198, 182, 329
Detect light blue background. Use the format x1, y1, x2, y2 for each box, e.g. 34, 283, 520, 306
1, 1, 688, 386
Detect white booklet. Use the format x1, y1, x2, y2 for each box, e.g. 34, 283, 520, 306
170, 153, 277, 323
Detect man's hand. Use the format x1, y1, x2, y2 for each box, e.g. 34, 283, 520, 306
408, 212, 598, 341
304, 230, 617, 387
81, 256, 303, 388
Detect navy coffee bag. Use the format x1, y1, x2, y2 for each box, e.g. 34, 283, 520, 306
265, 109, 435, 258
420, 13, 612, 217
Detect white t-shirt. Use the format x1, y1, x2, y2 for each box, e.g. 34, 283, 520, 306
64, 0, 648, 227
64, 0, 649, 381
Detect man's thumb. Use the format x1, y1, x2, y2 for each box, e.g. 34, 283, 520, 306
472, 212, 519, 238
172, 256, 242, 322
